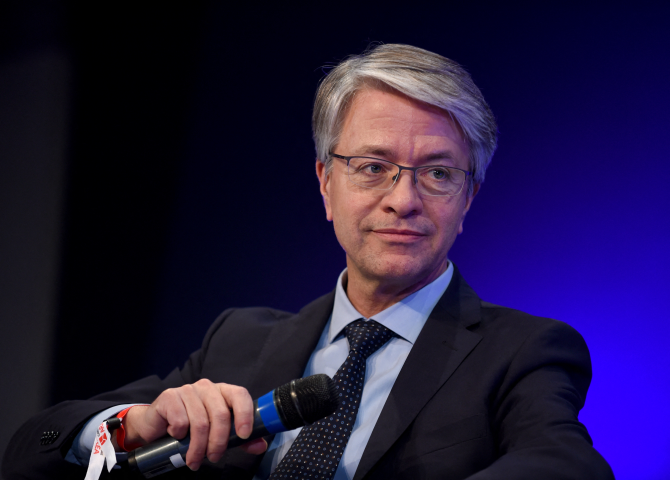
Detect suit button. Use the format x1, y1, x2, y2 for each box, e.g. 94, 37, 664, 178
39, 430, 60, 445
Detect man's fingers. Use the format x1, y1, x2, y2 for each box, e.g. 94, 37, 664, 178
156, 390, 190, 441
196, 380, 233, 463
219, 384, 255, 440
177, 383, 212, 470
239, 438, 268, 455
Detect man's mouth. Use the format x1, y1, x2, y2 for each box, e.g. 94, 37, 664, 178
372, 228, 428, 241
374, 228, 426, 235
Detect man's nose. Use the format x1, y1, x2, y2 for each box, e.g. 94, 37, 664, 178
381, 170, 423, 216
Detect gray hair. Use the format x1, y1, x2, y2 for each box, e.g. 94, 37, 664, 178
312, 44, 498, 195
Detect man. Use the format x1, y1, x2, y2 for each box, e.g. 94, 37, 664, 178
2, 44, 614, 479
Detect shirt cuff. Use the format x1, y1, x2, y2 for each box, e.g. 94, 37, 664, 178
64, 404, 138, 466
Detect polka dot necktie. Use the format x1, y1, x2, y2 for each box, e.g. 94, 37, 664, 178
269, 319, 394, 479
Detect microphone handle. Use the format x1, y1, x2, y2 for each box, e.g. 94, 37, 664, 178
127, 400, 268, 478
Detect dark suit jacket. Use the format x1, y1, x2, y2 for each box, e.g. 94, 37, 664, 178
2, 268, 614, 479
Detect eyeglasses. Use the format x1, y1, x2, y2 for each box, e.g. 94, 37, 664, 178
329, 153, 471, 197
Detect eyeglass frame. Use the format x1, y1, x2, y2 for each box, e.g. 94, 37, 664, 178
329, 152, 472, 197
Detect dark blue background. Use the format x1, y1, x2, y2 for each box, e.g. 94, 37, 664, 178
15, 2, 668, 479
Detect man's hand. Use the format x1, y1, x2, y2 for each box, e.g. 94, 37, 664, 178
118, 379, 267, 471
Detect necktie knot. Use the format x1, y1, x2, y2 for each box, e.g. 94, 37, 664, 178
344, 319, 394, 360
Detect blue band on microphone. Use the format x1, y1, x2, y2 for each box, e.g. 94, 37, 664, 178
257, 391, 285, 434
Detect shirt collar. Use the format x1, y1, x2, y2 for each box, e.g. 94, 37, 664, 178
329, 262, 454, 345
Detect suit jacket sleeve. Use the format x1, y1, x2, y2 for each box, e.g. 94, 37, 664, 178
465, 319, 613, 480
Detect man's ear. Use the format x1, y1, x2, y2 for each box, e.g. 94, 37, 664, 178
316, 160, 333, 222
458, 183, 480, 235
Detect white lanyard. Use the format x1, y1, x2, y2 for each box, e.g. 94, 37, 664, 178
83, 420, 118, 480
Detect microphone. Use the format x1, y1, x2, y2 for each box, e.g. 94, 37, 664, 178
125, 374, 338, 478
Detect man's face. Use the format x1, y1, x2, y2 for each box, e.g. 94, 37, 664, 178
316, 87, 477, 293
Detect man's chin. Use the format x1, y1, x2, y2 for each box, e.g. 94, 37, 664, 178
358, 257, 443, 288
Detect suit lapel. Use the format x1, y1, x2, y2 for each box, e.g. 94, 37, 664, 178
246, 290, 336, 395
218, 291, 336, 475
354, 267, 483, 480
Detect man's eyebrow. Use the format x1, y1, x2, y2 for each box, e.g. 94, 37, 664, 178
355, 145, 395, 157
423, 151, 457, 163
355, 146, 458, 164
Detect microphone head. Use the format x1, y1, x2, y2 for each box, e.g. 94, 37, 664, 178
275, 374, 339, 429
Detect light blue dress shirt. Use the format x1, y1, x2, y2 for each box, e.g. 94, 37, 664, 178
68, 263, 453, 478
254, 263, 453, 480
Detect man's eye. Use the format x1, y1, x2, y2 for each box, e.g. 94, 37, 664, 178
361, 163, 385, 174
429, 168, 450, 180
